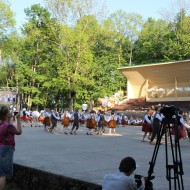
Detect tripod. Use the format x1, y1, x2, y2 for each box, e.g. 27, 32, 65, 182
145, 116, 184, 190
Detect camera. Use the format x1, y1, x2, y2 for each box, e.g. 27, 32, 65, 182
160, 105, 179, 119
134, 174, 143, 188
14, 111, 19, 116
134, 174, 154, 190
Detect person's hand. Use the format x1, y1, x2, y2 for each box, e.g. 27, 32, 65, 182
16, 112, 21, 119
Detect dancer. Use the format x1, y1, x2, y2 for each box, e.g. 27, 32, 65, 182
175, 110, 190, 140
97, 110, 105, 135
43, 108, 51, 132
86, 110, 97, 135
142, 108, 153, 142
61, 110, 71, 134
21, 108, 29, 127
70, 109, 79, 135
49, 108, 60, 133
108, 110, 117, 134
31, 109, 40, 127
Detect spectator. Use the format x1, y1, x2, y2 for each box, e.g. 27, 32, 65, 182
0, 105, 22, 190
102, 156, 144, 190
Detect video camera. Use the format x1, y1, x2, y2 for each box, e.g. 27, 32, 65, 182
160, 105, 179, 119
134, 174, 154, 190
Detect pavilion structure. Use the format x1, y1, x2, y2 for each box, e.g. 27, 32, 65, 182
118, 60, 190, 103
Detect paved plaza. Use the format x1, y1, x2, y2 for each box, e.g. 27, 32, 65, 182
14, 124, 190, 190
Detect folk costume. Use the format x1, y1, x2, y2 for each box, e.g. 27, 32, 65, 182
142, 108, 153, 142
86, 111, 97, 135
97, 112, 105, 135
49, 110, 60, 133
70, 109, 79, 135
79, 111, 85, 126
172, 111, 190, 140
61, 111, 71, 134
43, 109, 51, 132
121, 114, 128, 126
38, 111, 45, 124
21, 108, 29, 127
104, 114, 110, 128
31, 110, 40, 127
108, 112, 117, 134
150, 110, 163, 144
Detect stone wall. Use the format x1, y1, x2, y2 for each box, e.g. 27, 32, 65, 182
8, 164, 102, 190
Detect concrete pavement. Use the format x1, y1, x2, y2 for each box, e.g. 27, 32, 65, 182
14, 124, 190, 190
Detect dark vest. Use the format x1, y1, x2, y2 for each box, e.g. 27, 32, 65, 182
153, 112, 161, 128
73, 112, 79, 122
51, 111, 58, 121
100, 114, 104, 121
177, 115, 182, 126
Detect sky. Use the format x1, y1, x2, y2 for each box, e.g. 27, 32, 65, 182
9, 0, 175, 29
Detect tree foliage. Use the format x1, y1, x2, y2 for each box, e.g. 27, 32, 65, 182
1, 0, 190, 110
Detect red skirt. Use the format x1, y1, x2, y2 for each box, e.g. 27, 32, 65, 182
104, 120, 108, 126
121, 119, 127, 125
142, 123, 152, 132
21, 116, 29, 121
86, 119, 96, 129
61, 117, 70, 127
43, 117, 51, 126
108, 120, 116, 128
38, 117, 44, 122
79, 119, 85, 125
172, 125, 186, 139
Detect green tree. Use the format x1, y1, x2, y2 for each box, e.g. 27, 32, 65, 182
17, 4, 61, 109
108, 10, 144, 65
0, 0, 15, 36
133, 18, 170, 64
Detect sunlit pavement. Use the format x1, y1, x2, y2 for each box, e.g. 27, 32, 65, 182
14, 124, 190, 190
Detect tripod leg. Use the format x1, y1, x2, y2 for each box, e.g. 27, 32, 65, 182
147, 122, 165, 180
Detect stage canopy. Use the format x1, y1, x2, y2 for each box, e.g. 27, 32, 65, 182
118, 60, 190, 102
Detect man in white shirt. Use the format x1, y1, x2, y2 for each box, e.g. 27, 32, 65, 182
102, 157, 144, 190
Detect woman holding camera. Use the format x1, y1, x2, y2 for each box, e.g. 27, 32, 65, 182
0, 105, 22, 190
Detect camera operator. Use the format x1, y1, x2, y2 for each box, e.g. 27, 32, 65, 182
102, 157, 144, 190
149, 106, 163, 145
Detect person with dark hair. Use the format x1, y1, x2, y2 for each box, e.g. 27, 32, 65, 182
0, 105, 22, 190
102, 157, 144, 190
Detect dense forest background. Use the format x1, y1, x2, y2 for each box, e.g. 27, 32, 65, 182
0, 0, 190, 110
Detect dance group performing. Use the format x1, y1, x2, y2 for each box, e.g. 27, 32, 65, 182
10, 105, 190, 142
141, 106, 190, 144
11, 107, 143, 135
